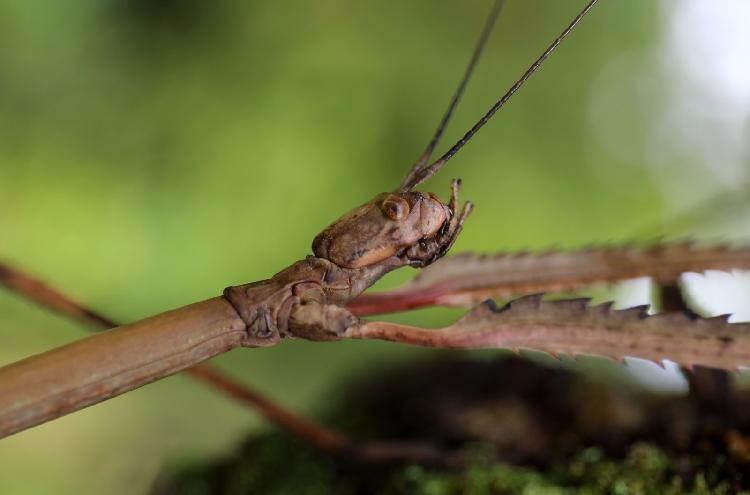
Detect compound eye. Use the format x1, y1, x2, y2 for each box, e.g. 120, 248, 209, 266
381, 195, 410, 221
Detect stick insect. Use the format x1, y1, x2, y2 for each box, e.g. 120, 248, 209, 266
2, 0, 750, 478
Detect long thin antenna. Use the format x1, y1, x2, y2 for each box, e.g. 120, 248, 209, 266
403, 0, 600, 190
400, 0, 505, 191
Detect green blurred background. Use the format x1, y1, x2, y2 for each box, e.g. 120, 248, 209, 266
1, 1, 747, 493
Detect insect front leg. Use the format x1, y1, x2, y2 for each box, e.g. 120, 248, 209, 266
281, 282, 360, 341
406, 179, 473, 268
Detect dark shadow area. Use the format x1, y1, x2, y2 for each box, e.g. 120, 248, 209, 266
154, 357, 750, 494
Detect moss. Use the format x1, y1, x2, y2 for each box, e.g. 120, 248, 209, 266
153, 358, 750, 494
154, 434, 748, 495
383, 443, 741, 495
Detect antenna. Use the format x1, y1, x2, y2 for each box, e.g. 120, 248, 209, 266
401, 0, 600, 191
400, 0, 506, 191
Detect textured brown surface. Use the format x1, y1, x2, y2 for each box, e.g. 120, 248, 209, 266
349, 243, 750, 315
0, 297, 246, 438
349, 294, 750, 370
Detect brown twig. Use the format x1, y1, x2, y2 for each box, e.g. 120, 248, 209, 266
188, 365, 460, 466
0, 263, 116, 328
0, 261, 460, 466
187, 365, 350, 454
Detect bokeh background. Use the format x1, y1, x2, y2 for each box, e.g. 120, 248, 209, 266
1, 0, 749, 493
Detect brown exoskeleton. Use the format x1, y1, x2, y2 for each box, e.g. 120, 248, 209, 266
3, 0, 750, 476
0, 0, 608, 442
223, 0, 597, 347
224, 180, 472, 344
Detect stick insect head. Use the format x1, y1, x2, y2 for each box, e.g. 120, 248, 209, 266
312, 189, 452, 269
317, 0, 600, 268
